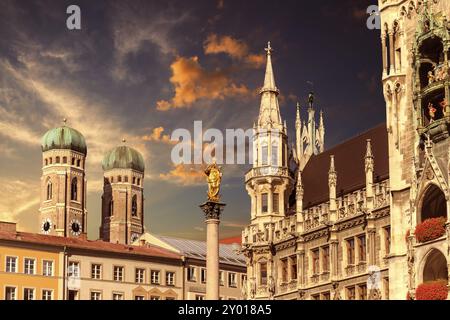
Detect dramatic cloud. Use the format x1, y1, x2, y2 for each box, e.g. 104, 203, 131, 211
204, 34, 265, 68
141, 127, 175, 144
0, 178, 40, 227
156, 56, 249, 111
159, 164, 205, 186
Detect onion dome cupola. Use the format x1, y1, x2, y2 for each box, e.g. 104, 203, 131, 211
41, 122, 87, 155
102, 145, 145, 173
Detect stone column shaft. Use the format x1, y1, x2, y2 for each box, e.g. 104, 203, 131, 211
206, 219, 220, 300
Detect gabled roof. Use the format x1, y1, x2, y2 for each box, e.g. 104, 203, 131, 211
0, 230, 181, 260
300, 123, 389, 208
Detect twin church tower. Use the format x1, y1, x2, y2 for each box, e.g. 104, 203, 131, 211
39, 122, 144, 244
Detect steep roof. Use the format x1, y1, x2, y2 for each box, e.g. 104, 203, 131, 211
301, 123, 389, 209
0, 230, 180, 260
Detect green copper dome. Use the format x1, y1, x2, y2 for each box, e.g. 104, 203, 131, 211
102, 146, 145, 172
41, 126, 87, 155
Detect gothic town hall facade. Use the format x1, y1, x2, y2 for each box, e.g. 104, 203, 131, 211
242, 0, 450, 300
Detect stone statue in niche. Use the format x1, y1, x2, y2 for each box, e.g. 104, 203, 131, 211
428, 70, 436, 85
428, 102, 437, 122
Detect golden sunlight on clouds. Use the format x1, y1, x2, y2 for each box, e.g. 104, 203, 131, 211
156, 56, 249, 111
204, 34, 265, 68
159, 164, 205, 186
0, 179, 40, 226
141, 127, 175, 144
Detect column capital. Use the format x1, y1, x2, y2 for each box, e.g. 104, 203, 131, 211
200, 201, 226, 220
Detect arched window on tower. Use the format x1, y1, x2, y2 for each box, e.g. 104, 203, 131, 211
45, 159, 48, 166
46, 180, 52, 200
71, 178, 78, 201
56, 156, 60, 163
261, 144, 268, 166
132, 195, 138, 217
109, 200, 114, 217
118, 176, 122, 183
271, 143, 278, 166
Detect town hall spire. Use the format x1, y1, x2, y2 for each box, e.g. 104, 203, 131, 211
258, 42, 282, 128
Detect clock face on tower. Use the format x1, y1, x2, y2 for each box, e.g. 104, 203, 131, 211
70, 219, 82, 236
41, 218, 52, 234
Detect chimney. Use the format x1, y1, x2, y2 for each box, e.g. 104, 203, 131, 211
0, 221, 17, 233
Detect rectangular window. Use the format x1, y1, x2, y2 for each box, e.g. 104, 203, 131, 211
241, 274, 247, 287
347, 238, 355, 265
322, 292, 331, 300
24, 258, 36, 275
260, 263, 267, 285
384, 277, 389, 300
219, 271, 225, 286
195, 295, 205, 300
262, 145, 268, 165
151, 270, 160, 284
358, 284, 367, 300
290, 256, 297, 280
91, 264, 102, 280
90, 291, 102, 300
135, 295, 145, 300
384, 226, 391, 255
166, 272, 175, 286
42, 290, 53, 300
312, 249, 320, 275
6, 256, 17, 273
281, 258, 288, 283
43, 260, 53, 277
201, 268, 207, 284
136, 268, 145, 284
322, 246, 330, 272
113, 266, 124, 282
113, 293, 124, 300
228, 272, 237, 288
358, 235, 367, 262
68, 261, 80, 278
347, 286, 356, 300
24, 288, 35, 300
312, 294, 320, 300
271, 145, 278, 166
187, 266, 197, 282
150, 296, 160, 300
262, 193, 268, 213
5, 287, 16, 300
273, 193, 279, 213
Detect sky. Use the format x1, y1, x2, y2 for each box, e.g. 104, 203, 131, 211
0, 0, 385, 240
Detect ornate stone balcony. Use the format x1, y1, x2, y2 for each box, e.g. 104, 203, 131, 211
245, 166, 290, 182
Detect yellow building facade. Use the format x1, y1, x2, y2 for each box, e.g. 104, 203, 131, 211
0, 222, 62, 300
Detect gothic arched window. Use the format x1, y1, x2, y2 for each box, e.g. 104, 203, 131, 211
46, 180, 52, 200
71, 178, 78, 201
271, 143, 278, 166
132, 195, 138, 217
118, 176, 122, 182
261, 144, 268, 166
109, 200, 114, 217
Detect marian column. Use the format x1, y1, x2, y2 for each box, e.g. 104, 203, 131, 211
200, 162, 225, 300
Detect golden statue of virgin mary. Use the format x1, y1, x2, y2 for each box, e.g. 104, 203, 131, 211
204, 161, 222, 202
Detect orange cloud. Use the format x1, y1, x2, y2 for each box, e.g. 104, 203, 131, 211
156, 56, 249, 111
204, 34, 265, 68
204, 34, 248, 59
141, 127, 174, 144
159, 164, 205, 186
